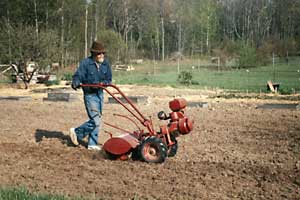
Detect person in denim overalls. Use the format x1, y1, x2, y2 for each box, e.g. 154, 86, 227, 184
69, 41, 112, 150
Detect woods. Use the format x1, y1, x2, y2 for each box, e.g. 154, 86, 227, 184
0, 0, 299, 69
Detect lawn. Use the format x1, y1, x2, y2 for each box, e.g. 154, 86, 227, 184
1, 57, 299, 94
0, 188, 70, 200
113, 57, 300, 93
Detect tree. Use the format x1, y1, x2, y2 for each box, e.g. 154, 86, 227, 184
0, 0, 300, 73
97, 29, 127, 63
6, 23, 60, 88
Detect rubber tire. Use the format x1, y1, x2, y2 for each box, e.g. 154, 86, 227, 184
140, 136, 167, 163
167, 134, 178, 157
167, 139, 178, 157
131, 147, 141, 161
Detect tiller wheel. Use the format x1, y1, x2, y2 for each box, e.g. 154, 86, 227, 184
166, 135, 178, 157
140, 136, 167, 163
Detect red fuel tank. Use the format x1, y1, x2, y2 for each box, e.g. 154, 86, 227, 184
169, 98, 187, 111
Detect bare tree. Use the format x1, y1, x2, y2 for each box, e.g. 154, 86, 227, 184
60, 0, 65, 67
159, 0, 165, 61
85, 1, 89, 57
94, 0, 99, 40
33, 0, 39, 41
6, 8, 12, 65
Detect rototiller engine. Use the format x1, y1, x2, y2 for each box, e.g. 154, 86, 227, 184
81, 84, 194, 163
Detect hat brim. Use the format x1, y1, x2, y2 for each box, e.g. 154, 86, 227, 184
90, 48, 106, 53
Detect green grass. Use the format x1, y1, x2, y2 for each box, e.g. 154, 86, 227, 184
0, 76, 11, 84
0, 187, 140, 200
0, 188, 71, 200
113, 57, 300, 93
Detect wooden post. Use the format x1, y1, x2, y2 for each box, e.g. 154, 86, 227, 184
177, 58, 180, 74
267, 80, 275, 93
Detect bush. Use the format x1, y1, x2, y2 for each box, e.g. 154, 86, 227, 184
45, 80, 60, 86
177, 71, 193, 85
61, 73, 73, 81
97, 30, 127, 64
257, 40, 274, 66
257, 37, 298, 65
237, 42, 257, 68
219, 37, 238, 57
279, 87, 293, 95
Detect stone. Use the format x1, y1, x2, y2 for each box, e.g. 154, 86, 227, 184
43, 92, 78, 102
257, 104, 299, 109
108, 96, 148, 104
188, 102, 209, 108
0, 96, 31, 101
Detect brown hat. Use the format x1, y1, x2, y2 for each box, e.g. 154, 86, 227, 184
90, 41, 105, 53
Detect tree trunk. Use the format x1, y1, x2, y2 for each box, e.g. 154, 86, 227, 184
178, 20, 182, 53
160, 0, 165, 61
24, 81, 29, 90
156, 25, 160, 60
7, 8, 12, 65
200, 26, 203, 55
94, 0, 99, 40
206, 15, 210, 54
161, 16, 165, 61
61, 0, 65, 68
85, 3, 88, 58
135, 27, 143, 57
34, 0, 39, 41
191, 32, 195, 57
123, 0, 129, 47
46, 1, 48, 32
46, 1, 49, 59
21, 65, 37, 90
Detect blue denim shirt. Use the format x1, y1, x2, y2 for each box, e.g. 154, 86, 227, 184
72, 56, 112, 94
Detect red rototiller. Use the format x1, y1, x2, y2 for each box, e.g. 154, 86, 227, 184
81, 83, 194, 163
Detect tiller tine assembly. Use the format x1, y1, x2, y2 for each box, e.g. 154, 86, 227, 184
103, 134, 139, 156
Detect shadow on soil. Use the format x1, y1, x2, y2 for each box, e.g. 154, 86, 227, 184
34, 129, 89, 147
35, 129, 72, 146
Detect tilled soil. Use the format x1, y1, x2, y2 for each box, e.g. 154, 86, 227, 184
0, 85, 299, 200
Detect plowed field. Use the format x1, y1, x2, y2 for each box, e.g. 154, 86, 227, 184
0, 85, 299, 199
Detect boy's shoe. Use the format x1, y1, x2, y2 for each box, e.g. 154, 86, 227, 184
69, 128, 79, 146
87, 145, 102, 151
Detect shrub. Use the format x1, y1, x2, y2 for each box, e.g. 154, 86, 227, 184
45, 80, 60, 86
237, 42, 257, 68
219, 37, 238, 57
279, 87, 293, 95
61, 73, 73, 81
177, 71, 193, 85
257, 40, 274, 66
97, 30, 127, 64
